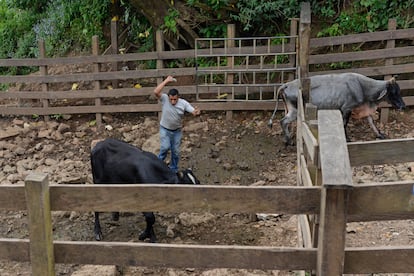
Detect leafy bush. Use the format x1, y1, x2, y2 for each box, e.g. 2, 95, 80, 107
317, 0, 414, 37
34, 0, 111, 56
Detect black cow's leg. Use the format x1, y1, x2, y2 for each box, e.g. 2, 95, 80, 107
139, 212, 157, 243
94, 212, 103, 241
112, 212, 120, 221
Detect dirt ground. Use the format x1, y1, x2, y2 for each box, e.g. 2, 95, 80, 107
0, 105, 413, 275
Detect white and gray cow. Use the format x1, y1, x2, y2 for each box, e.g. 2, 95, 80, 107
269, 73, 406, 145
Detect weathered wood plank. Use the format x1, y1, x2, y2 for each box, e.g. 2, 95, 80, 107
347, 181, 414, 222
317, 110, 353, 189
344, 246, 414, 274
54, 241, 317, 270
317, 188, 349, 275
317, 110, 352, 274
0, 85, 281, 99
0, 239, 30, 262
347, 138, 414, 166
0, 67, 197, 84
24, 173, 55, 276
309, 63, 414, 78
49, 184, 321, 214
300, 155, 313, 187
0, 44, 295, 67
0, 185, 26, 210
298, 214, 312, 248
0, 101, 279, 116
310, 46, 414, 64
301, 122, 318, 165
310, 28, 414, 48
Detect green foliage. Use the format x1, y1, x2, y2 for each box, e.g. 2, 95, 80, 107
186, 0, 229, 38
162, 8, 179, 35
6, 0, 49, 13
231, 0, 298, 34
317, 0, 414, 37
199, 24, 227, 38
0, 3, 38, 59
34, 0, 111, 56
50, 114, 63, 120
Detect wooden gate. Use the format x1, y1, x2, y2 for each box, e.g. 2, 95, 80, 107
195, 25, 298, 102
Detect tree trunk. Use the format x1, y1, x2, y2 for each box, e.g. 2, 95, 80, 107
129, 0, 199, 50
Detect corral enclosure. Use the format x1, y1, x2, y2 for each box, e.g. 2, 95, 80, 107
1, 2, 414, 275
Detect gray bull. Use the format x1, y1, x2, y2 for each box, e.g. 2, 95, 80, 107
269, 73, 406, 145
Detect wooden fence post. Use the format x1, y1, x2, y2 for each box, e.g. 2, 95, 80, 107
156, 29, 165, 120
226, 24, 235, 120
289, 18, 299, 82
92, 35, 102, 127
381, 18, 397, 124
299, 2, 311, 100
111, 18, 119, 89
25, 173, 55, 276
38, 40, 50, 121
317, 110, 353, 275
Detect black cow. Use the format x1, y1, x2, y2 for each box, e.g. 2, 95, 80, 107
91, 138, 200, 242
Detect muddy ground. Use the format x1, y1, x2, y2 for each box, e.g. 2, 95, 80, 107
0, 107, 413, 275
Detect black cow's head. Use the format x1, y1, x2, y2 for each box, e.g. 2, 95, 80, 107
177, 168, 200, 184
386, 78, 406, 110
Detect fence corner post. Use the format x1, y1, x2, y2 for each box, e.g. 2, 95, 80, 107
316, 110, 353, 275
25, 173, 55, 276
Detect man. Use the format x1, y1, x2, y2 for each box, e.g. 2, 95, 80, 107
153, 75, 201, 173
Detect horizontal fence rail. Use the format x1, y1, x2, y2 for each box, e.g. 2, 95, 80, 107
1, 171, 414, 274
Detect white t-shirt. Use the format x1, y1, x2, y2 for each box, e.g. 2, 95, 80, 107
159, 93, 195, 130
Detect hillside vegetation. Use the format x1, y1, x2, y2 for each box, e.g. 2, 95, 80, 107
0, 0, 413, 62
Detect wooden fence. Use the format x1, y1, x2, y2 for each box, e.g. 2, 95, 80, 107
1, 105, 414, 275
1, 3, 414, 275
0, 6, 413, 124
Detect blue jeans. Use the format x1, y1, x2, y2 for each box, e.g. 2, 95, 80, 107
158, 126, 182, 173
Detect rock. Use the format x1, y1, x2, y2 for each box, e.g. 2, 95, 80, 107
237, 161, 250, 171
71, 265, 117, 276
14, 147, 26, 155
44, 158, 56, 166
183, 121, 208, 132
222, 162, 232, 170
57, 123, 70, 133
0, 127, 20, 139
42, 144, 55, 154
3, 165, 16, 174
12, 118, 24, 126
142, 133, 159, 155
37, 129, 50, 138
46, 121, 59, 130
251, 180, 266, 186
177, 212, 216, 227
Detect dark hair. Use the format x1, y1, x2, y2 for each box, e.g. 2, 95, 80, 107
168, 88, 179, 96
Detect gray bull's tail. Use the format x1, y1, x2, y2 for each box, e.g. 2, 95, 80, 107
268, 84, 286, 128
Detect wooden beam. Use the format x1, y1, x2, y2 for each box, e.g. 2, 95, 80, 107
318, 110, 353, 189
347, 181, 414, 222
344, 246, 414, 274
54, 241, 317, 271
347, 138, 414, 166
0, 185, 26, 210
317, 110, 352, 275
24, 173, 55, 276
48, 184, 320, 214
